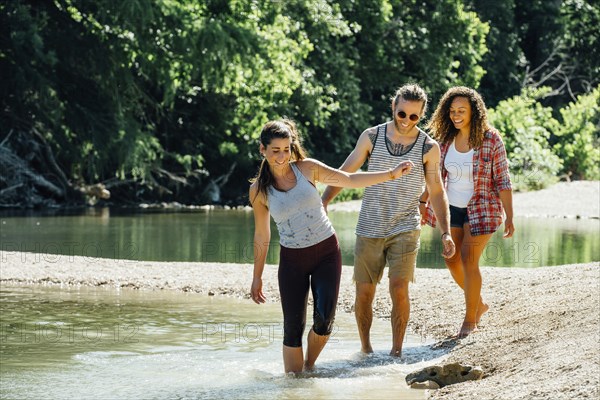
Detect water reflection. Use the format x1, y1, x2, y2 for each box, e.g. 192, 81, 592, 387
1, 285, 440, 400
1, 208, 598, 267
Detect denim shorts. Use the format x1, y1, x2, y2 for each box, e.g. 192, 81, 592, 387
449, 205, 469, 228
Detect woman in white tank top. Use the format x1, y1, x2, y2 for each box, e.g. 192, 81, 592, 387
422, 87, 514, 338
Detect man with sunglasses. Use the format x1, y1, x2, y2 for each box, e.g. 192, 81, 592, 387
322, 83, 455, 358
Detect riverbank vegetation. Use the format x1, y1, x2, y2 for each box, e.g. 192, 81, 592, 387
1, 0, 598, 207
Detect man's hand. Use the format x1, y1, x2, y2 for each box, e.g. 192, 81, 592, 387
392, 160, 414, 178
419, 202, 427, 225
441, 233, 456, 258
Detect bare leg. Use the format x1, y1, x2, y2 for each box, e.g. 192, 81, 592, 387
458, 225, 493, 337
445, 226, 489, 323
304, 329, 329, 370
355, 282, 376, 353
282, 345, 304, 373
389, 276, 410, 357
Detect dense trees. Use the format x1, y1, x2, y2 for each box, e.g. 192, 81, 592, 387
1, 0, 598, 207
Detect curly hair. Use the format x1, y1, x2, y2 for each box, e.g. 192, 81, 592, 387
427, 86, 490, 149
251, 119, 307, 201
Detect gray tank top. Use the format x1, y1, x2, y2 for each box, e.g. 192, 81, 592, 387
356, 123, 427, 238
267, 162, 335, 248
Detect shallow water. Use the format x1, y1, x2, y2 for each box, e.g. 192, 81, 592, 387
0, 285, 449, 399
1, 208, 598, 267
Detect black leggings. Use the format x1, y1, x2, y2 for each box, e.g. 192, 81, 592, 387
278, 234, 342, 347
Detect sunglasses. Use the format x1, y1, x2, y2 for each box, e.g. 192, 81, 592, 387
396, 110, 420, 122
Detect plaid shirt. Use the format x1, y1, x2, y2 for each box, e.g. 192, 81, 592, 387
424, 129, 512, 236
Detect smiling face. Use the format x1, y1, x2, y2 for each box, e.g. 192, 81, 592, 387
392, 98, 424, 135
449, 96, 472, 132
261, 137, 292, 169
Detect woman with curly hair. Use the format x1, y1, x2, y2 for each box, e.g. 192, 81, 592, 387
249, 119, 414, 373
421, 87, 515, 338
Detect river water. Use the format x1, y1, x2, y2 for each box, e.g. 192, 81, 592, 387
0, 284, 451, 400
1, 208, 598, 267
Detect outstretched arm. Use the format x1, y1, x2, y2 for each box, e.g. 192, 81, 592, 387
249, 184, 270, 304
299, 158, 413, 189
423, 140, 455, 258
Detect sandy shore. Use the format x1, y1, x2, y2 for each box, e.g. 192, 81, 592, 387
1, 181, 599, 399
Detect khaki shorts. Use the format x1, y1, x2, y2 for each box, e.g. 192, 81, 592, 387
353, 230, 420, 284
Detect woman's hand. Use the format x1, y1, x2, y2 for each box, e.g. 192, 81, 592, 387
503, 217, 515, 238
250, 277, 266, 304
419, 202, 427, 225
392, 160, 414, 178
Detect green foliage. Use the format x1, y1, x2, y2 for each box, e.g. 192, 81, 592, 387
466, 0, 599, 109
332, 187, 365, 203
316, 182, 365, 204
1, 0, 597, 207
317, 182, 365, 204
488, 88, 562, 191
553, 86, 600, 180
559, 1, 600, 94
277, 0, 371, 165
514, 0, 563, 70
120, 134, 163, 180
464, 0, 524, 107
345, 0, 489, 118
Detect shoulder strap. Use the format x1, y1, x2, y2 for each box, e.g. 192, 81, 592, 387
373, 123, 386, 148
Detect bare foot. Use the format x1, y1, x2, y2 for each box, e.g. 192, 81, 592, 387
457, 321, 478, 338
476, 302, 489, 324
303, 361, 315, 372
389, 348, 402, 357
361, 345, 373, 354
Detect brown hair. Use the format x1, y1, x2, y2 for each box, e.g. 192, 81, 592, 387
427, 86, 490, 149
251, 119, 308, 201
391, 83, 428, 114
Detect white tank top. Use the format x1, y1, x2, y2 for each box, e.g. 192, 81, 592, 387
444, 140, 474, 208
267, 163, 335, 248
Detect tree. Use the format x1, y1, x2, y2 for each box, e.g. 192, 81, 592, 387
0, 0, 493, 207
559, 0, 600, 95
465, 0, 524, 107
488, 88, 563, 191
553, 86, 600, 180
